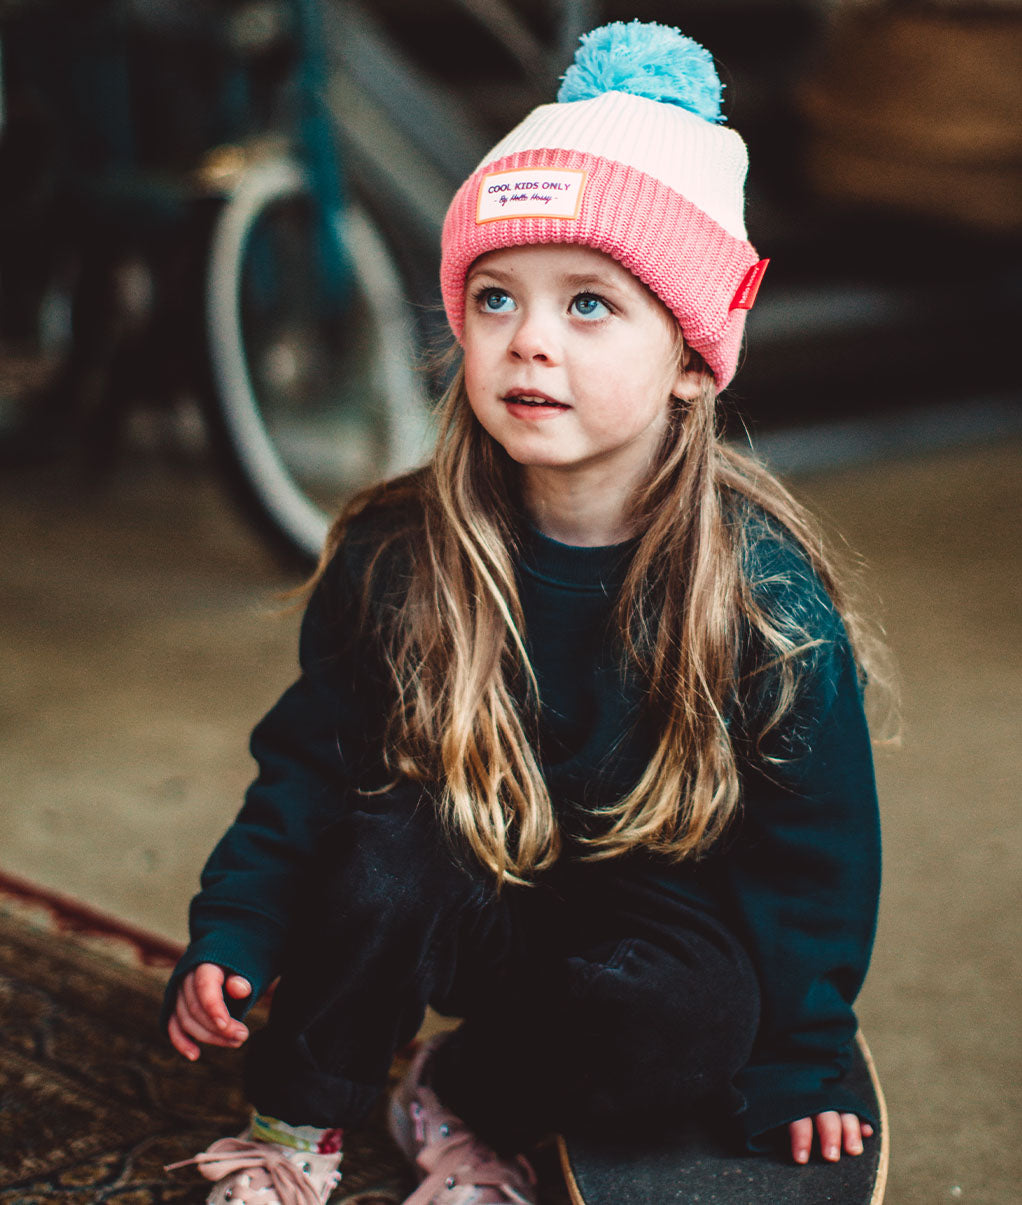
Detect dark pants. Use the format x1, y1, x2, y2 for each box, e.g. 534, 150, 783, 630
245, 788, 760, 1149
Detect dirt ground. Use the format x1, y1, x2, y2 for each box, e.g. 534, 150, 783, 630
2, 428, 1019, 1204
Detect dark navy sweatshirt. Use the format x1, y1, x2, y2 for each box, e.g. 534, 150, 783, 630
164, 504, 881, 1148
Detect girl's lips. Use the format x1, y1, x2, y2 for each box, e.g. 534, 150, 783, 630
502, 390, 570, 413
503, 396, 570, 422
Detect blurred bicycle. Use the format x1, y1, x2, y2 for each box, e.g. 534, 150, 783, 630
198, 0, 433, 562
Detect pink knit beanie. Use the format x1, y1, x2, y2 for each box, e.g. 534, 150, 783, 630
440, 22, 768, 388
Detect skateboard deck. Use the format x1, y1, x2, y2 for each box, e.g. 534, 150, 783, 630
557, 1032, 888, 1204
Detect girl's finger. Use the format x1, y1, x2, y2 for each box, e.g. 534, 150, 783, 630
168, 1013, 200, 1061
815, 1112, 843, 1162
841, 1112, 864, 1156
789, 1117, 814, 1164
179, 969, 212, 1023
177, 975, 221, 1036
193, 964, 230, 1029
225, 974, 253, 1001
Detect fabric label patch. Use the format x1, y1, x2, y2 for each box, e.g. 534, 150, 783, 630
730, 259, 770, 311
477, 169, 587, 223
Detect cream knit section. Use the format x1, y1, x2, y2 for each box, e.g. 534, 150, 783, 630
478, 91, 749, 240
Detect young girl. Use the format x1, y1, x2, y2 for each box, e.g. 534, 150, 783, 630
164, 22, 881, 1205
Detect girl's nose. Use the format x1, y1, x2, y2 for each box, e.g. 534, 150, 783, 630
508, 312, 557, 363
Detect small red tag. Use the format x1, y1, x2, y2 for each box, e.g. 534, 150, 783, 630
730, 258, 770, 312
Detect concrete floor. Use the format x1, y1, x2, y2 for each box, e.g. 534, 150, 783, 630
1, 427, 1020, 1204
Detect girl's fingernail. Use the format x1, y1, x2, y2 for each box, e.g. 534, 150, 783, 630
796, 1151, 809, 1164
826, 1146, 840, 1161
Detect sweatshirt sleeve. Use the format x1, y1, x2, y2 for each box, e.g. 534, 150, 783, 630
725, 543, 882, 1149
161, 543, 382, 1026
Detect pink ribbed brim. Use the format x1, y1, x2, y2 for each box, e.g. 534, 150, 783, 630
441, 148, 760, 387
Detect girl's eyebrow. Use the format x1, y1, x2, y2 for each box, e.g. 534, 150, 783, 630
466, 264, 513, 286
560, 273, 618, 291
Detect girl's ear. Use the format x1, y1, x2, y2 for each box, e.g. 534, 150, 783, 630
671, 345, 708, 402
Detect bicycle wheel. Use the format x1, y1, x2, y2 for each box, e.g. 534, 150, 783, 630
204, 156, 432, 562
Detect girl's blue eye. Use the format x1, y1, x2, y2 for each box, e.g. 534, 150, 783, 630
571, 293, 609, 319
478, 288, 515, 313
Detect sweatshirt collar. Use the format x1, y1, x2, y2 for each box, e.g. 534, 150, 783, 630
519, 524, 638, 591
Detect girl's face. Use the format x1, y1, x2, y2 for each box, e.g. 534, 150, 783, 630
462, 244, 701, 493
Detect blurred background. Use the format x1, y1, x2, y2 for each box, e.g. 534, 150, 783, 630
0, 1, 1019, 1203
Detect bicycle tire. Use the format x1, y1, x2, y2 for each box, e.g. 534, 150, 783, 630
204, 156, 431, 562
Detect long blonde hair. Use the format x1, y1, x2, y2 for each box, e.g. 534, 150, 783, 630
313, 363, 879, 886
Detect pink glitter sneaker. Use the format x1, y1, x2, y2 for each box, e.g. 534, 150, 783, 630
388, 1038, 538, 1205
166, 1116, 343, 1205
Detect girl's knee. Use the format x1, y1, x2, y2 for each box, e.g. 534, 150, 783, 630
565, 934, 760, 1088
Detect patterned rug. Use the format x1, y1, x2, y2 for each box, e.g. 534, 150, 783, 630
0, 905, 569, 1204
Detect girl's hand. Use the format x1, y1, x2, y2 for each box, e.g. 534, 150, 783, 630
167, 962, 252, 1061
789, 1113, 874, 1164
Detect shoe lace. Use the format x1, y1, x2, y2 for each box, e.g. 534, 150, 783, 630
403, 1103, 536, 1205
165, 1137, 340, 1205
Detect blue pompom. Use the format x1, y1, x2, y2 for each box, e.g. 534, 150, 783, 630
557, 21, 724, 123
